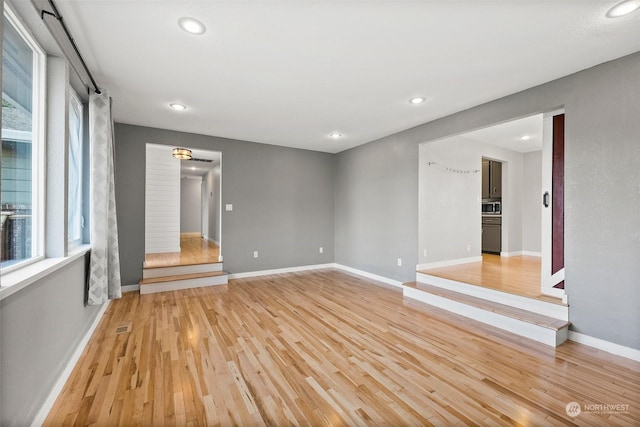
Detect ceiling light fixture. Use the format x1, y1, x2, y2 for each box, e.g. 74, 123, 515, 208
172, 147, 192, 160
178, 17, 206, 34
409, 97, 426, 105
519, 135, 532, 141
170, 103, 187, 111
606, 0, 640, 17
329, 132, 342, 139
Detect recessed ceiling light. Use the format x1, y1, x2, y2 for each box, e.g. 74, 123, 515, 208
329, 132, 342, 139
606, 0, 640, 17
519, 135, 532, 141
409, 97, 426, 105
169, 103, 187, 111
191, 166, 196, 170
178, 17, 206, 35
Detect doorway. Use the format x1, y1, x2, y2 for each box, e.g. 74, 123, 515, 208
418, 112, 565, 302
144, 144, 222, 267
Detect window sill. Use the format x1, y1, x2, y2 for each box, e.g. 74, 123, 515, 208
0, 245, 91, 301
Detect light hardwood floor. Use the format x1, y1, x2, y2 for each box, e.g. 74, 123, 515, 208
419, 254, 555, 301
144, 233, 220, 268
44, 270, 639, 426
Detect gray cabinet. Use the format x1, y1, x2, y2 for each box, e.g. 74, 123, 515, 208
482, 159, 502, 199
482, 216, 501, 254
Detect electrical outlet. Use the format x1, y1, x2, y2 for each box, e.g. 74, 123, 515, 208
423, 249, 427, 257
397, 258, 402, 266
467, 244, 471, 252
253, 251, 258, 258
226, 204, 233, 211
319, 247, 324, 253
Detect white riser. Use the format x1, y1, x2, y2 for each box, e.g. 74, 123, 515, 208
140, 275, 228, 295
404, 287, 568, 347
416, 272, 568, 321
143, 262, 223, 279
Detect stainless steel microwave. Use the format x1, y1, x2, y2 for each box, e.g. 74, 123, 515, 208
482, 201, 501, 215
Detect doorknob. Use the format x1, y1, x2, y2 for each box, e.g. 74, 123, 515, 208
543, 191, 550, 208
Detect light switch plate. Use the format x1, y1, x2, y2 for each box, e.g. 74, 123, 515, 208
225, 204, 233, 211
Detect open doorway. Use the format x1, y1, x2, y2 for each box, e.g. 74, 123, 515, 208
144, 144, 222, 269
418, 112, 565, 302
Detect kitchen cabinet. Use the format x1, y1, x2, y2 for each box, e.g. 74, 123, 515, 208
482, 216, 501, 253
482, 159, 502, 199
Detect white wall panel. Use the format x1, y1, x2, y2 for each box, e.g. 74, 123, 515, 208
145, 144, 180, 253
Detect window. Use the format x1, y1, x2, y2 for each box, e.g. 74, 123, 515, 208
1, 6, 46, 271
68, 89, 83, 248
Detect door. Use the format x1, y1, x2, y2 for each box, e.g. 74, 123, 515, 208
541, 111, 565, 299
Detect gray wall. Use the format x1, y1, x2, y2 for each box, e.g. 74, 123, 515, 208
335, 51, 640, 349
334, 135, 419, 282
522, 151, 542, 254
205, 164, 222, 244
180, 177, 202, 233
0, 256, 104, 425
114, 124, 335, 285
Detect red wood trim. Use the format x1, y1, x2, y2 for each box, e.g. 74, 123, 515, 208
552, 114, 565, 275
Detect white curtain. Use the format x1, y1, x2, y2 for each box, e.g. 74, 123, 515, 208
88, 91, 122, 305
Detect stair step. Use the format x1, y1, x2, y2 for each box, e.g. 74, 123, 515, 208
140, 271, 226, 285
402, 281, 570, 347
139, 271, 229, 295
143, 262, 223, 278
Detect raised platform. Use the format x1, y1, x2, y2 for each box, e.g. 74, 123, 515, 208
139, 270, 228, 295
403, 272, 569, 347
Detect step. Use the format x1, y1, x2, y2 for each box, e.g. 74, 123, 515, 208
139, 271, 228, 295
403, 281, 570, 347
416, 272, 568, 321
143, 261, 223, 279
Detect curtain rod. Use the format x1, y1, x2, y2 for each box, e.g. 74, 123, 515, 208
41, 0, 101, 94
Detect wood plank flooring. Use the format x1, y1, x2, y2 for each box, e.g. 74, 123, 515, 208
44, 270, 640, 426
144, 234, 220, 268
420, 254, 555, 301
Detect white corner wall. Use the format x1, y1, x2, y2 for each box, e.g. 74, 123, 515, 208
145, 143, 180, 253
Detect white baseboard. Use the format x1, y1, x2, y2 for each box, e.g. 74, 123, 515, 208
501, 251, 541, 257
122, 284, 140, 293
31, 300, 111, 427
332, 264, 403, 288
227, 263, 403, 289
417, 256, 482, 271
228, 263, 335, 280
568, 331, 640, 362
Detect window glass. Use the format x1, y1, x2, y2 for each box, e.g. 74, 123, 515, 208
1, 10, 43, 270
68, 89, 83, 247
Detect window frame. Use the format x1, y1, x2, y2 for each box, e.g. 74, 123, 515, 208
67, 87, 84, 249
1, 4, 47, 274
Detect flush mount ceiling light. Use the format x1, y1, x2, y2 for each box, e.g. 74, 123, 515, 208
169, 103, 187, 111
519, 135, 532, 141
178, 17, 206, 34
606, 0, 640, 17
409, 97, 426, 105
329, 132, 343, 139
172, 147, 192, 160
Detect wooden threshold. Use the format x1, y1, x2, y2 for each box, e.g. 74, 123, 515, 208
139, 270, 227, 285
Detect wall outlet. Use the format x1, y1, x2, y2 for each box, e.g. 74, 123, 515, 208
225, 204, 233, 211
397, 258, 402, 266
253, 251, 258, 258
423, 249, 427, 257
319, 247, 324, 253
467, 244, 471, 253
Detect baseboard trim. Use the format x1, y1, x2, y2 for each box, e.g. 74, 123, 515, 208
501, 251, 541, 257
417, 256, 482, 271
568, 331, 640, 362
122, 284, 140, 293
31, 300, 111, 427
332, 264, 403, 288
228, 263, 335, 279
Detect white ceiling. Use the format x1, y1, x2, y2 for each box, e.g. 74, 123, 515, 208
55, 1, 640, 153
463, 114, 543, 153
